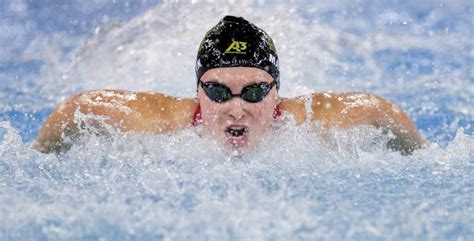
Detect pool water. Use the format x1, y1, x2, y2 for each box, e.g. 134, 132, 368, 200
0, 1, 473, 240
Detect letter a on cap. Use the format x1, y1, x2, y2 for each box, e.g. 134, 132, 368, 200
225, 41, 247, 54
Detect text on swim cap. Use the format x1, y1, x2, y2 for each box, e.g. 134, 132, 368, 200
269, 54, 278, 66
225, 41, 247, 54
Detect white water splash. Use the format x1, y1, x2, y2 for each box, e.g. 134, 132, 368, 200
1, 121, 473, 240
1, 1, 473, 240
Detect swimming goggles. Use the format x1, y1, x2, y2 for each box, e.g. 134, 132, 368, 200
199, 80, 276, 103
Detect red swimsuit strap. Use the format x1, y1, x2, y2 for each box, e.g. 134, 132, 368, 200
273, 104, 282, 119
192, 105, 202, 127
192, 104, 281, 127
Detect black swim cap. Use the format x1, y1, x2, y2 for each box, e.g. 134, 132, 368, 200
196, 15, 280, 90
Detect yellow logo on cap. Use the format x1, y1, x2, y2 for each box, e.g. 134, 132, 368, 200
225, 41, 247, 54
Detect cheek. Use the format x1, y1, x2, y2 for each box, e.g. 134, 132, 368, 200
198, 93, 223, 124
249, 99, 277, 125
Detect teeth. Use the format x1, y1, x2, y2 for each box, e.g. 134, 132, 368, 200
226, 126, 248, 137
228, 126, 244, 131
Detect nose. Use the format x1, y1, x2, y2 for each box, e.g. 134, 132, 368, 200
225, 98, 246, 121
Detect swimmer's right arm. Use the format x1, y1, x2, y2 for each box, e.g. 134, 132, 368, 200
33, 90, 197, 154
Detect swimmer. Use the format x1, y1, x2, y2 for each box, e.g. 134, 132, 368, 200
34, 15, 426, 155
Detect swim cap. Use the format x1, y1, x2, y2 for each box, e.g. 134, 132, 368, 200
196, 15, 280, 90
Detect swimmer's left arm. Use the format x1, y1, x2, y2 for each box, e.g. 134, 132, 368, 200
324, 93, 427, 155
280, 93, 427, 155
366, 94, 427, 154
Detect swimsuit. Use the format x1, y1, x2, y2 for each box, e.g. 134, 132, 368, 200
192, 105, 282, 127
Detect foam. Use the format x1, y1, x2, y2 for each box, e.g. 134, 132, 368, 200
1, 1, 472, 240
1, 121, 473, 240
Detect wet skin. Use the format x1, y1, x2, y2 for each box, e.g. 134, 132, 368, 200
197, 68, 278, 152
34, 67, 426, 155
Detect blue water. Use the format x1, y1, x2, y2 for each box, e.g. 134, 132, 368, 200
0, 1, 473, 240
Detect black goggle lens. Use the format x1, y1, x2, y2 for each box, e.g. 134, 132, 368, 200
202, 82, 232, 103
240, 83, 269, 103
200, 81, 274, 103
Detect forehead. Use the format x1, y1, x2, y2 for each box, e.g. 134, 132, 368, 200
201, 67, 273, 83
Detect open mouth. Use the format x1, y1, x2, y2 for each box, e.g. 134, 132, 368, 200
225, 125, 249, 145
226, 126, 248, 137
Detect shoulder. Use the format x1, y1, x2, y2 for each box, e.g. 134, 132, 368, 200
66, 89, 198, 132
314, 92, 401, 127
312, 92, 392, 113
280, 92, 398, 127
70, 89, 197, 111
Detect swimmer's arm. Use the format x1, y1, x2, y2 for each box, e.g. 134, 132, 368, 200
325, 93, 427, 155
280, 93, 427, 155
33, 93, 82, 153
366, 95, 427, 154
33, 90, 197, 154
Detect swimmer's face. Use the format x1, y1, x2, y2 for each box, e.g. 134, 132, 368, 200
198, 67, 278, 153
